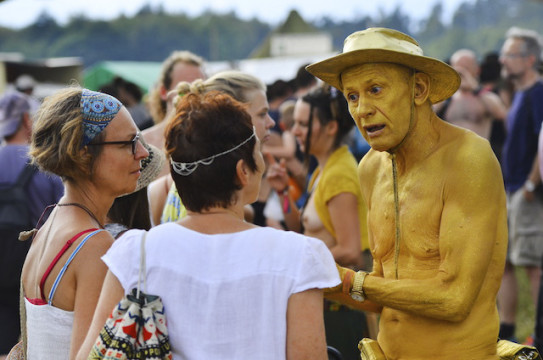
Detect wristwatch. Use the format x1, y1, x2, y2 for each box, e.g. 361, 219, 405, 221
525, 179, 537, 193
350, 271, 368, 302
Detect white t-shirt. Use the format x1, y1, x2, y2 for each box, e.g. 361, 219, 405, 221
102, 223, 340, 360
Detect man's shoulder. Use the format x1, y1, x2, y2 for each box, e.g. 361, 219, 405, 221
438, 123, 495, 161
452, 125, 492, 147
524, 80, 543, 100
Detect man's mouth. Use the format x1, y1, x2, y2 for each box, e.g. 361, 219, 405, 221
365, 124, 385, 134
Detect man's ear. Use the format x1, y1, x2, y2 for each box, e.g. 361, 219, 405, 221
414, 72, 430, 105
22, 113, 32, 130
236, 159, 249, 186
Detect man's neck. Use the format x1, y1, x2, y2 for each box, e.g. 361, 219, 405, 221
4, 133, 29, 145
515, 69, 540, 91
391, 106, 440, 173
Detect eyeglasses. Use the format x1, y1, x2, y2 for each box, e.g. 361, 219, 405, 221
500, 52, 528, 59
88, 132, 141, 155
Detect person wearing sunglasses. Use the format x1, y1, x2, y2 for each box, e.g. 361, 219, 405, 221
19, 87, 148, 359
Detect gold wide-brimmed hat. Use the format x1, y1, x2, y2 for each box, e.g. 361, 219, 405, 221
306, 27, 460, 104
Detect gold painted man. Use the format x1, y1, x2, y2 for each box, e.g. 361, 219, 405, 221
307, 28, 508, 359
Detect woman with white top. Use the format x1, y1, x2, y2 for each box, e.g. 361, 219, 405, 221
79, 91, 339, 359
21, 87, 149, 359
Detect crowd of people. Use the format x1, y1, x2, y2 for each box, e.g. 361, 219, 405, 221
0, 24, 543, 359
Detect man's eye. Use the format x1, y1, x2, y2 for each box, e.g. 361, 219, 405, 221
370, 86, 382, 94
348, 93, 359, 102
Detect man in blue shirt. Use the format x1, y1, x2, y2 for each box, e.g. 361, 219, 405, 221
0, 91, 64, 355
498, 26, 543, 344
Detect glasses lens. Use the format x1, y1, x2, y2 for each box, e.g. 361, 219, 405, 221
132, 134, 140, 155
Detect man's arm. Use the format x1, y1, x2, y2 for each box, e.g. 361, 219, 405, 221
480, 91, 507, 121
523, 155, 541, 201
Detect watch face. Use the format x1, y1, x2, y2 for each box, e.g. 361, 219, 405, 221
351, 292, 365, 302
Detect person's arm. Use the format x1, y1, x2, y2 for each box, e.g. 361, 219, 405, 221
327, 193, 362, 267
75, 271, 125, 360
69, 232, 115, 359
266, 156, 302, 232
523, 155, 541, 202
324, 264, 383, 314
480, 91, 507, 121
148, 174, 172, 226
286, 289, 327, 360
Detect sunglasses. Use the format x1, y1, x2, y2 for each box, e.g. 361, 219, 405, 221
88, 132, 141, 155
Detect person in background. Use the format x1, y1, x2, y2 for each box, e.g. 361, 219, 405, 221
497, 26, 543, 344
143, 50, 206, 154
434, 49, 506, 144
479, 51, 509, 162
292, 63, 319, 99
20, 87, 148, 359
14, 74, 41, 113
144, 51, 207, 222
78, 91, 339, 359
0, 91, 63, 358
267, 84, 369, 360
99, 77, 154, 131
306, 27, 507, 359
262, 100, 306, 229
535, 124, 543, 352
114, 77, 154, 130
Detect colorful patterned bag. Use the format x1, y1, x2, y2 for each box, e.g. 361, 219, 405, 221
88, 232, 173, 360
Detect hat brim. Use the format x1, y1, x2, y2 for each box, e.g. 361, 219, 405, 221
306, 49, 460, 104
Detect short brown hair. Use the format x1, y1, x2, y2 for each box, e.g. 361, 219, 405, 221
165, 91, 258, 212
29, 87, 105, 181
148, 51, 204, 124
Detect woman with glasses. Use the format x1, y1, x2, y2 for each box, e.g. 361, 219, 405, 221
78, 91, 339, 359
20, 87, 148, 359
267, 84, 370, 359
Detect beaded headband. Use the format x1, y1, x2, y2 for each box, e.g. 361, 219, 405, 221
81, 89, 122, 146
171, 127, 256, 176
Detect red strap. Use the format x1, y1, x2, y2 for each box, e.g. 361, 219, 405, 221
39, 228, 98, 301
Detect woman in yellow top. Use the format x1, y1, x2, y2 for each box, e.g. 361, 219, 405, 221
267, 84, 369, 360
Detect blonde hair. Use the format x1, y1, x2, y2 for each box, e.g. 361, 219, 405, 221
29, 87, 105, 181
170, 70, 266, 109
148, 51, 204, 124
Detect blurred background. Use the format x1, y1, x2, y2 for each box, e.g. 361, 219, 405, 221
1, 0, 542, 98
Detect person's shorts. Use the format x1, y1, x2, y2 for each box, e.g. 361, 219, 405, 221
507, 187, 543, 267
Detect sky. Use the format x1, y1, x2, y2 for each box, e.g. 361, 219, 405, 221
0, 0, 473, 29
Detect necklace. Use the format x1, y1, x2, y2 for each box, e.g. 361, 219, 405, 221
57, 202, 105, 229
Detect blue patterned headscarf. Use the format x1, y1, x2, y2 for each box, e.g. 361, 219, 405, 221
81, 89, 122, 146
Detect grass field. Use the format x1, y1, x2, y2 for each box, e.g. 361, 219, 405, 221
514, 265, 537, 343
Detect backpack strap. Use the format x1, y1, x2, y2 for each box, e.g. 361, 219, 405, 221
15, 162, 38, 188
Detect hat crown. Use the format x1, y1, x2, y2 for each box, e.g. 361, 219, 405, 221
343, 28, 423, 57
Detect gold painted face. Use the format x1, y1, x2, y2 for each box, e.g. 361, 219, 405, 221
341, 63, 413, 152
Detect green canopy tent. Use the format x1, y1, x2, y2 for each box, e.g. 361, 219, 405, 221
83, 61, 162, 94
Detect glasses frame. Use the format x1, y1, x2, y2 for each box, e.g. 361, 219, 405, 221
500, 52, 529, 59
88, 132, 141, 155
